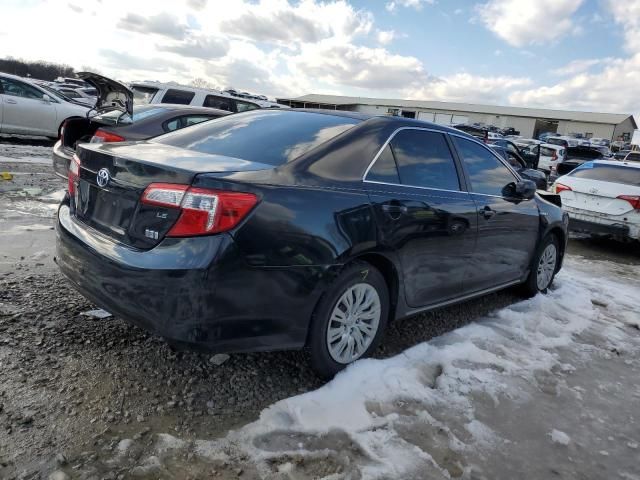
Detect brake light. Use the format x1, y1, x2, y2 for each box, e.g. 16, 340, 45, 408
617, 195, 640, 209
68, 154, 80, 196
554, 183, 572, 194
552, 152, 558, 161
90, 129, 125, 143
141, 183, 259, 236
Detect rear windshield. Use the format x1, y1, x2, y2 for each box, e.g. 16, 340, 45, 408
540, 146, 557, 157
566, 147, 603, 160
93, 106, 168, 125
547, 138, 568, 146
569, 163, 640, 187
153, 110, 361, 166
132, 86, 159, 105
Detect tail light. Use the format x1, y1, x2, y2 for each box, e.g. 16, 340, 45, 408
551, 152, 558, 161
90, 129, 125, 143
617, 195, 640, 209
68, 154, 80, 196
141, 183, 259, 236
554, 183, 572, 194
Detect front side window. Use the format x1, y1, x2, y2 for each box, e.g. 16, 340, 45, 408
366, 144, 400, 184
453, 136, 516, 196
390, 130, 460, 191
0, 78, 43, 99
161, 89, 195, 105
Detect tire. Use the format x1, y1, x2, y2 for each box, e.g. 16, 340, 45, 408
520, 234, 560, 297
307, 262, 389, 379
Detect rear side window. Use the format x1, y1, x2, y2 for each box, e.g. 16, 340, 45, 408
132, 86, 158, 105
161, 89, 195, 105
366, 145, 400, 184
626, 152, 640, 162
390, 130, 460, 191
570, 163, 640, 186
453, 136, 516, 196
235, 100, 259, 112
541, 146, 556, 157
153, 110, 360, 166
547, 138, 568, 147
203, 95, 234, 112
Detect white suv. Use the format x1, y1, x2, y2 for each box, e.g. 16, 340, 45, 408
0, 73, 89, 138
130, 82, 284, 113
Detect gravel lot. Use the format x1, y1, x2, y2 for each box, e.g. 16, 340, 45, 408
1, 139, 639, 479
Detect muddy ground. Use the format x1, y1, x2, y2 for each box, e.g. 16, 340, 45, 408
0, 139, 639, 480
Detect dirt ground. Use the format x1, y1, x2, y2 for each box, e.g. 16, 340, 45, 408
1, 139, 639, 480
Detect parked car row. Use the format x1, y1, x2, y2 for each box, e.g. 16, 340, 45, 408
0, 72, 89, 138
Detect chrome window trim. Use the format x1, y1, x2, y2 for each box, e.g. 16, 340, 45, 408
361, 126, 465, 192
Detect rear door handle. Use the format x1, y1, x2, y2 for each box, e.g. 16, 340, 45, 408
5, 98, 17, 104
480, 206, 495, 219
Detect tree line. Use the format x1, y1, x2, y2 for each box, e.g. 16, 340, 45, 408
0, 57, 75, 81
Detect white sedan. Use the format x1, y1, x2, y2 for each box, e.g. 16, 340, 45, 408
553, 160, 640, 240
0, 72, 89, 138
538, 144, 566, 173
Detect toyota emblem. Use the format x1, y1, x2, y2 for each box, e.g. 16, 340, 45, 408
96, 168, 110, 187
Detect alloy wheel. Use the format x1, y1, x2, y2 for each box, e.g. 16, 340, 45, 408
536, 243, 557, 291
326, 283, 381, 364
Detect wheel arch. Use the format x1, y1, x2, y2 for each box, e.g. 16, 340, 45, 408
545, 225, 566, 272
352, 252, 400, 323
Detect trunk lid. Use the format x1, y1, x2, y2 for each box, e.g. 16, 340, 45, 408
77, 72, 133, 117
73, 142, 272, 248
560, 177, 640, 215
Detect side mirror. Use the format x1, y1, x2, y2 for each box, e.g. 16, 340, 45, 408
515, 179, 537, 199
42, 94, 51, 103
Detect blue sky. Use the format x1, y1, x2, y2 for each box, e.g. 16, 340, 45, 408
1, 0, 639, 116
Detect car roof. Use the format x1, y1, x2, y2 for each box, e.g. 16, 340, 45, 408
143, 103, 231, 115
592, 159, 640, 168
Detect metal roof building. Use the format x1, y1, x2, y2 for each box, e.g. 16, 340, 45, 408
277, 93, 637, 141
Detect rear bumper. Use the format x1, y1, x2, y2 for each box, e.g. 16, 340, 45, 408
52, 140, 72, 180
565, 207, 638, 239
56, 203, 326, 353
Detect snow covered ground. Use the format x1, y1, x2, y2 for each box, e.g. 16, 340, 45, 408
85, 255, 640, 479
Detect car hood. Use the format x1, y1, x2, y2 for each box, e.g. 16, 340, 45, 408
77, 72, 133, 116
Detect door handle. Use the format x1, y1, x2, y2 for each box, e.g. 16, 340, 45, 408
5, 99, 17, 104
480, 205, 495, 219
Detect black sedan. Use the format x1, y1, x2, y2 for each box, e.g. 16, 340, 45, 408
53, 104, 229, 178
56, 109, 568, 378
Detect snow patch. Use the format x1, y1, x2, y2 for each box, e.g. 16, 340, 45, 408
550, 429, 570, 445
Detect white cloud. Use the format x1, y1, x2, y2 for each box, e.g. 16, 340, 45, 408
476, 0, 584, 47
385, 0, 434, 13
607, 0, 640, 52
551, 58, 611, 76
410, 73, 532, 104
376, 29, 396, 45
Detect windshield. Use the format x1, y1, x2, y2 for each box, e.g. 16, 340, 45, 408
132, 86, 159, 105
570, 162, 640, 187
153, 110, 361, 166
